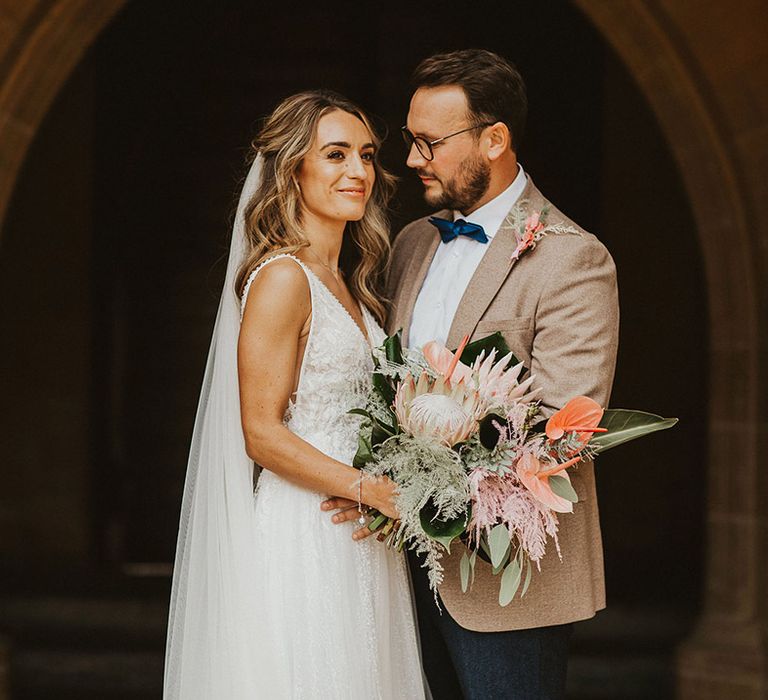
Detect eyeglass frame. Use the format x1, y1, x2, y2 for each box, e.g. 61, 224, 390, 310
400, 123, 496, 161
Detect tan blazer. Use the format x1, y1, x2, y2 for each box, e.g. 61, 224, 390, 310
387, 176, 619, 632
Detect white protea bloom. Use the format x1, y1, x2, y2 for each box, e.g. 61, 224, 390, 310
394, 372, 482, 446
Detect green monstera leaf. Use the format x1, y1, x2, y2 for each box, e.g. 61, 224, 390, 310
589, 409, 678, 454
420, 500, 470, 553
458, 332, 519, 367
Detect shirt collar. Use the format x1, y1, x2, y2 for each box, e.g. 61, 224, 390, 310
453, 164, 526, 240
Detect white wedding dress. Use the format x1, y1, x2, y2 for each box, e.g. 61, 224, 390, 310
238, 253, 426, 699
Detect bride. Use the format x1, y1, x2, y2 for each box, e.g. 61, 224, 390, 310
163, 91, 426, 699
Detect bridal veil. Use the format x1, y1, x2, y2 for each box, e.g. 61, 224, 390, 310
163, 156, 264, 698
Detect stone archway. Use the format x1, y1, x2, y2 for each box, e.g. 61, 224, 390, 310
0, 2, 765, 697
574, 2, 767, 697
0, 0, 127, 229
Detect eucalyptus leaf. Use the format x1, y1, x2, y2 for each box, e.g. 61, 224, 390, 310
521, 559, 532, 598
469, 549, 477, 585
499, 558, 522, 606
488, 523, 511, 569
590, 409, 679, 454
549, 474, 578, 503
460, 551, 471, 593
478, 537, 492, 565
348, 408, 372, 419
492, 550, 510, 576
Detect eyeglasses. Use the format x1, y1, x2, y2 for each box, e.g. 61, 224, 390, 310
401, 123, 494, 161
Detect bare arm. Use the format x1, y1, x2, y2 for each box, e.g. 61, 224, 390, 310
238, 259, 398, 518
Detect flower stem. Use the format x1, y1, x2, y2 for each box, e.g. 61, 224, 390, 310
367, 512, 389, 532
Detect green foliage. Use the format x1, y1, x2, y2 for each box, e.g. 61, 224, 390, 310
419, 500, 470, 552
383, 331, 404, 365
352, 425, 373, 468
521, 559, 532, 598
460, 551, 471, 593
371, 372, 396, 407
457, 332, 520, 367
548, 474, 578, 503
499, 556, 523, 606
488, 523, 511, 569
590, 409, 678, 454
363, 434, 471, 593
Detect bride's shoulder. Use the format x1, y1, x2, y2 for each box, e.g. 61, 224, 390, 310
241, 255, 311, 321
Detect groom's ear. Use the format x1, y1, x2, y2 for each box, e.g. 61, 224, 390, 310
485, 122, 511, 161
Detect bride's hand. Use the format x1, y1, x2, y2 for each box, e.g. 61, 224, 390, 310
365, 475, 400, 520
321, 475, 400, 540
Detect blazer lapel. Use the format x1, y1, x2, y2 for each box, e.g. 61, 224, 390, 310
393, 212, 445, 345
445, 177, 541, 349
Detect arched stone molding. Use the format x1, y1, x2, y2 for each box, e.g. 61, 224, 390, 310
0, 0, 127, 231
0, 1, 766, 696
575, 1, 767, 697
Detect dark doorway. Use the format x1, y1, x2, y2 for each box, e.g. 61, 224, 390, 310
0, 1, 706, 697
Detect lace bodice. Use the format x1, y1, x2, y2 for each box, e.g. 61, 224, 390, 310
241, 254, 385, 463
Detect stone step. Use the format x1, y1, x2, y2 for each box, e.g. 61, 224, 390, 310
11, 649, 162, 700
7, 647, 673, 700
1, 593, 687, 699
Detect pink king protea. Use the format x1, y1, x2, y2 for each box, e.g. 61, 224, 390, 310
469, 349, 538, 411
422, 338, 538, 413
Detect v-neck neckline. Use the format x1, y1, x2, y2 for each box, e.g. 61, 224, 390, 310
299, 263, 372, 349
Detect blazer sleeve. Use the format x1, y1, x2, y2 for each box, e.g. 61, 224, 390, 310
530, 236, 620, 413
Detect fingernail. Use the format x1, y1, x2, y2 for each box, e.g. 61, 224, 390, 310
333, 515, 340, 523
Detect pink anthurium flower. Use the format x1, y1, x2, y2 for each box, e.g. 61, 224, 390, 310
545, 396, 607, 447
515, 452, 573, 513
422, 335, 472, 385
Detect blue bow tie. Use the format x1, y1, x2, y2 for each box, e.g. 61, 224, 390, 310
429, 216, 489, 244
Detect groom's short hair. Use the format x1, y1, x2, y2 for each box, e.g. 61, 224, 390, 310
412, 49, 527, 153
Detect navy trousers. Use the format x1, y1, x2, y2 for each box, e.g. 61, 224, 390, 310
409, 552, 573, 700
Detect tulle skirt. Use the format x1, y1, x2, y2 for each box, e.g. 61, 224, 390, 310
249, 468, 426, 699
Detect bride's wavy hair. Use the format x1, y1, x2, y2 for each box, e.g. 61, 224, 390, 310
235, 90, 396, 325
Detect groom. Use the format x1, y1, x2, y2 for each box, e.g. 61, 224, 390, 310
388, 50, 620, 699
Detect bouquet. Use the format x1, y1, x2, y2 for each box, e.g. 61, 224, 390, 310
352, 331, 677, 606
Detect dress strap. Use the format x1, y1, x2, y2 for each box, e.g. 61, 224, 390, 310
239, 253, 312, 320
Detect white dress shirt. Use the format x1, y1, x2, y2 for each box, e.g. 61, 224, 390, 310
408, 165, 527, 350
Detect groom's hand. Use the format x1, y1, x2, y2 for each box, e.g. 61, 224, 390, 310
321, 497, 377, 540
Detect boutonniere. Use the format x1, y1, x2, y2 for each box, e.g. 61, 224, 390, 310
508, 203, 580, 264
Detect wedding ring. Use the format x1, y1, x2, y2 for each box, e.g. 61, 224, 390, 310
358, 515, 367, 525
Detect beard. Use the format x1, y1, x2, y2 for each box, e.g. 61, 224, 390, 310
421, 153, 491, 212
